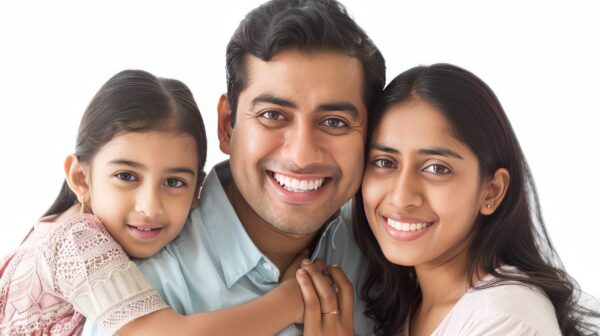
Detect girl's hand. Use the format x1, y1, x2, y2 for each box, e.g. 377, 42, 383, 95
279, 249, 310, 323
296, 259, 354, 336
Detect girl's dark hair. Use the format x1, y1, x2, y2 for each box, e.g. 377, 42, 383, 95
43, 69, 207, 217
354, 63, 599, 335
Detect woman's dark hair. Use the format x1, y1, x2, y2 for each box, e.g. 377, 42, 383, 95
43, 69, 207, 217
226, 0, 385, 123
354, 63, 599, 335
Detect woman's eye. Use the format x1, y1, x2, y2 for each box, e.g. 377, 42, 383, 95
320, 118, 348, 128
423, 164, 451, 175
115, 172, 137, 181
164, 179, 185, 188
372, 158, 396, 169
259, 110, 286, 121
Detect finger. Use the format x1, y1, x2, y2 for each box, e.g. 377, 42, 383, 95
327, 265, 354, 326
296, 268, 321, 334
301, 262, 339, 316
302, 258, 327, 272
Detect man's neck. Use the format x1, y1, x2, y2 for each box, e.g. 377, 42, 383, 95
224, 181, 318, 275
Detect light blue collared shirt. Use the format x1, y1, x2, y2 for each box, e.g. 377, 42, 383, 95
82, 161, 374, 335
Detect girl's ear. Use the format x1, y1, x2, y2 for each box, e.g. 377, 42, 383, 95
64, 154, 91, 204
480, 168, 510, 215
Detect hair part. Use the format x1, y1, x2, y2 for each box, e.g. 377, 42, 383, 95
43, 69, 207, 217
225, 0, 385, 124
354, 63, 599, 335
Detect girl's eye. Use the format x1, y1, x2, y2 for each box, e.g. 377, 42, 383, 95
164, 179, 185, 188
259, 110, 287, 121
115, 172, 138, 181
422, 164, 451, 175
320, 118, 348, 129
372, 158, 396, 169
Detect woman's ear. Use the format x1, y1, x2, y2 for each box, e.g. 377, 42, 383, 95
64, 154, 90, 204
480, 168, 510, 215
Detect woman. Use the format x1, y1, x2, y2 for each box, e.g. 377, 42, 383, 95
352, 64, 599, 335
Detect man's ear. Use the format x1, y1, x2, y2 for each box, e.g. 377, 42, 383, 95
480, 168, 510, 215
64, 154, 91, 204
217, 94, 234, 155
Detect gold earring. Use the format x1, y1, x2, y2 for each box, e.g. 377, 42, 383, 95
79, 196, 89, 215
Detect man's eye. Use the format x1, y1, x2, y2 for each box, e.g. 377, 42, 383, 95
372, 158, 396, 169
422, 164, 451, 175
259, 110, 287, 121
320, 118, 348, 128
164, 179, 185, 188
115, 172, 137, 181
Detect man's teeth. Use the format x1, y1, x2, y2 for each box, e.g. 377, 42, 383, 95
387, 218, 431, 232
273, 173, 325, 192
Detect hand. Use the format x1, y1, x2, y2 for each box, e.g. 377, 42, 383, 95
296, 259, 354, 336
279, 249, 310, 323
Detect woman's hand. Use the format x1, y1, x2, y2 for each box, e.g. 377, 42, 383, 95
296, 258, 354, 336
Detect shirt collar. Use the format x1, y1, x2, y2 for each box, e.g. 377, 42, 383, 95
198, 161, 264, 288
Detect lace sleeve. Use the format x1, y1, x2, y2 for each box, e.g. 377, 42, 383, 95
41, 214, 169, 335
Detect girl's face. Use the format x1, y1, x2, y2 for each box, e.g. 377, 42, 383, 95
362, 99, 489, 269
86, 130, 199, 258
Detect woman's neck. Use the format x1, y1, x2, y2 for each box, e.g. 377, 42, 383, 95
410, 242, 486, 336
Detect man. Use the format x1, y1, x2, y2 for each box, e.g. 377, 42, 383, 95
84, 0, 384, 334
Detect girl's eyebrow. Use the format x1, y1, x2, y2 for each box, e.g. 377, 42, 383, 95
108, 159, 196, 176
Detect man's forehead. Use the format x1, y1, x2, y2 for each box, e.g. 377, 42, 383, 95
240, 50, 367, 111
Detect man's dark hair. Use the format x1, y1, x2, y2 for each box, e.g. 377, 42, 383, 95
225, 0, 385, 123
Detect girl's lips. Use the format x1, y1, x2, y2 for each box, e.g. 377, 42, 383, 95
127, 225, 163, 240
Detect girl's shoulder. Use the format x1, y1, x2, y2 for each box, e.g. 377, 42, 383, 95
433, 266, 562, 336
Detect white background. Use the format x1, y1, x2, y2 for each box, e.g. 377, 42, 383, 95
1, 1, 598, 301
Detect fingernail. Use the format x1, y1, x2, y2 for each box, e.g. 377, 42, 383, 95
301, 258, 312, 265
297, 268, 307, 275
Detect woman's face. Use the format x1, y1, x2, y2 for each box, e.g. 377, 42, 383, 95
362, 99, 489, 269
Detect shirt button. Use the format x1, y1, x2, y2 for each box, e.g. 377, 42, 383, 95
263, 263, 273, 271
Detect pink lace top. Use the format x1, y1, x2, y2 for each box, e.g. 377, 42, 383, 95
0, 214, 169, 335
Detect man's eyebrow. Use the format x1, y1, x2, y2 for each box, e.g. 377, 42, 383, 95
251, 94, 297, 109
370, 143, 399, 154
418, 147, 464, 159
109, 159, 196, 176
316, 102, 359, 120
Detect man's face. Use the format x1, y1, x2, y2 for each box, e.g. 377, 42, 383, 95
218, 50, 367, 235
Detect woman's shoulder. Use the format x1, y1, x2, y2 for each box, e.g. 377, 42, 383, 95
434, 268, 562, 335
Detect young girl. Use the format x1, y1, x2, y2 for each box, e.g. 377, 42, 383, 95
351, 64, 599, 335
0, 69, 305, 335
